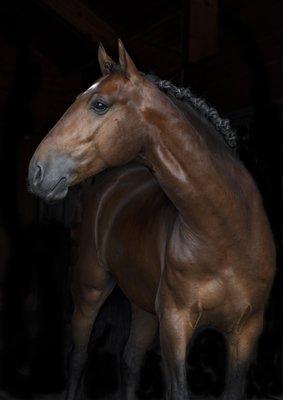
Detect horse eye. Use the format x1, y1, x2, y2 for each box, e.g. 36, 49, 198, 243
90, 100, 109, 115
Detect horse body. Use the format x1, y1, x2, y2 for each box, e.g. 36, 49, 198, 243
28, 41, 275, 400
81, 157, 274, 334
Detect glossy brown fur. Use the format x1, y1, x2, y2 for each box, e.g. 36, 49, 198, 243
28, 41, 276, 400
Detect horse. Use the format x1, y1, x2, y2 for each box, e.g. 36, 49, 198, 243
28, 40, 276, 400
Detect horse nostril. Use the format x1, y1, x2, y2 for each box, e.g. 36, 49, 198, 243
33, 163, 44, 186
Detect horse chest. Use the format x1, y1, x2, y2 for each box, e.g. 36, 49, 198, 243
93, 164, 176, 313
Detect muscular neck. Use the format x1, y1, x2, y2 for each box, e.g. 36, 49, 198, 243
140, 98, 240, 236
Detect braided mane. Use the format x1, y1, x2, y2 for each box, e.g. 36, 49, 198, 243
146, 74, 237, 150
107, 63, 237, 150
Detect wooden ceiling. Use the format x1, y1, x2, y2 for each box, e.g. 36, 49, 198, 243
0, 0, 282, 113
0, 0, 182, 77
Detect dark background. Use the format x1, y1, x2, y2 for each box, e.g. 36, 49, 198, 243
0, 0, 282, 399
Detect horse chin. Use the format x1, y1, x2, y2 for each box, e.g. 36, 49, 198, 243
44, 186, 69, 203
43, 177, 69, 202
30, 176, 69, 203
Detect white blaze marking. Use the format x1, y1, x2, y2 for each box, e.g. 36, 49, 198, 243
83, 81, 100, 95
82, 76, 107, 95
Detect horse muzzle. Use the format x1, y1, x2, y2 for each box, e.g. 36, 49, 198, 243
28, 152, 76, 202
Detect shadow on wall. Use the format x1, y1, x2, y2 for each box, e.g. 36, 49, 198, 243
222, 7, 283, 398
0, 224, 69, 397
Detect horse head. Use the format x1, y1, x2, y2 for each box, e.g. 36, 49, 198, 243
28, 40, 157, 201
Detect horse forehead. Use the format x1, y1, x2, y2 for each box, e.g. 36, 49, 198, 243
83, 76, 106, 95
83, 74, 124, 96
98, 74, 129, 94
80, 75, 140, 108
83, 81, 100, 94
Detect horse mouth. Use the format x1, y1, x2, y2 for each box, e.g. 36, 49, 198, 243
45, 177, 68, 202
29, 176, 69, 202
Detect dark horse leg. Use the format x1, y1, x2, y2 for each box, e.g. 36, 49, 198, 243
122, 302, 158, 400
158, 307, 195, 400
65, 254, 115, 400
223, 312, 264, 400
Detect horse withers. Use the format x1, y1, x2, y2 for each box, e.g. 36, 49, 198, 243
28, 40, 276, 400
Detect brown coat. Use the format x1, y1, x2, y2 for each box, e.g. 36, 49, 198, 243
28, 41, 275, 400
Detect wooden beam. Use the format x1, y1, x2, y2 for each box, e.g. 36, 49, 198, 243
186, 0, 218, 63
38, 0, 117, 49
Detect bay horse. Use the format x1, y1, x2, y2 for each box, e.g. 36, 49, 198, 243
28, 40, 275, 400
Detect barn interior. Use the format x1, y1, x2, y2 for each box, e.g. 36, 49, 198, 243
0, 0, 282, 398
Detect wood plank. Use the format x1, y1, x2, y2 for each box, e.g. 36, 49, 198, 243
38, 0, 117, 49
187, 0, 218, 62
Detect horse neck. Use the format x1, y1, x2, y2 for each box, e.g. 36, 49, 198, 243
141, 101, 240, 237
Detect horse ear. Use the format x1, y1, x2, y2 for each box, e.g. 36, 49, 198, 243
98, 43, 115, 75
118, 39, 139, 79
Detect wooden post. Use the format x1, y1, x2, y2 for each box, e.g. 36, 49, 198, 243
185, 0, 218, 63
